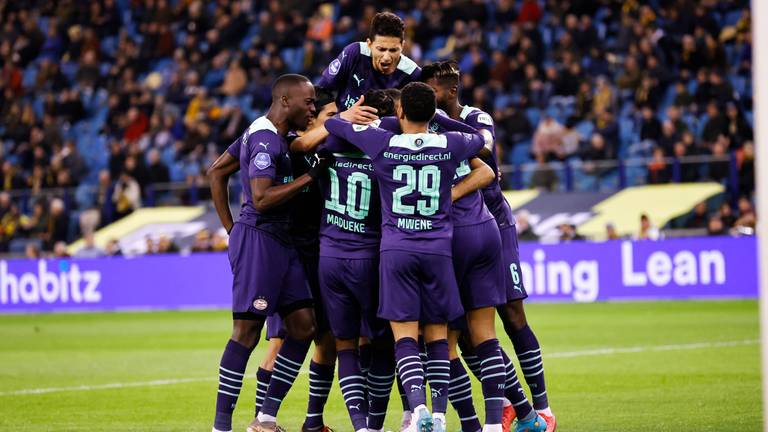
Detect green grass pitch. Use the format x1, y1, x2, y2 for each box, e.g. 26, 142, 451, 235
0, 300, 760, 431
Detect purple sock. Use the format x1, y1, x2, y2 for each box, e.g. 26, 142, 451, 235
510, 325, 549, 410
396, 374, 410, 411
395, 337, 427, 410
425, 340, 450, 414
366, 346, 396, 430
460, 349, 483, 382
476, 339, 506, 425
214, 339, 253, 431
255, 367, 272, 416
303, 360, 334, 429
338, 349, 369, 431
260, 337, 311, 417
448, 358, 481, 432
500, 348, 534, 420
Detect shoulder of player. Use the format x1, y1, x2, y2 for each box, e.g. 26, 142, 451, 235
396, 53, 419, 75
461, 106, 494, 126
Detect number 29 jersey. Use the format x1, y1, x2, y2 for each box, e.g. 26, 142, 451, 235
324, 116, 484, 257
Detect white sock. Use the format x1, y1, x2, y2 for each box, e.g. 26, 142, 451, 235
502, 398, 512, 408
355, 429, 369, 432
537, 407, 553, 417
433, 412, 446, 423
482, 425, 503, 432
256, 412, 276, 423
212, 428, 232, 432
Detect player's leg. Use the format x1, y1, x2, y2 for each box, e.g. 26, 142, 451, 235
252, 249, 316, 432
391, 321, 432, 432
214, 318, 264, 432
496, 226, 554, 431
359, 336, 372, 392
217, 223, 277, 432
255, 321, 283, 417
447, 327, 481, 432
302, 250, 336, 432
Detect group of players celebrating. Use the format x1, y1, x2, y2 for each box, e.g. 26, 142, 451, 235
207, 11, 555, 432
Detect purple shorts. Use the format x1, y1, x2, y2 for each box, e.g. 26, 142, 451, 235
378, 251, 464, 324
266, 315, 285, 340
500, 226, 528, 302
228, 223, 312, 319
318, 256, 387, 340
452, 220, 506, 311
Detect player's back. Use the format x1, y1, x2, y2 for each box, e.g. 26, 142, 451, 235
318, 135, 381, 258
459, 106, 517, 229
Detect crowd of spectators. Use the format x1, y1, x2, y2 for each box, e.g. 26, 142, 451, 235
0, 0, 756, 253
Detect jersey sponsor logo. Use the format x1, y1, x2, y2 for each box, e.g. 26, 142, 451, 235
329, 58, 342, 75
254, 152, 271, 170
344, 94, 360, 109
477, 113, 493, 126
252, 298, 268, 310
353, 73, 364, 86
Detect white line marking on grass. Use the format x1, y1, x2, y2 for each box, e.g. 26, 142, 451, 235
545, 339, 759, 359
1, 339, 758, 397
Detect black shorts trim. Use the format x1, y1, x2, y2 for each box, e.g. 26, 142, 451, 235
278, 299, 315, 318
232, 312, 268, 322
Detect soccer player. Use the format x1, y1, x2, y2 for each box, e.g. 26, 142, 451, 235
206, 74, 331, 432
422, 61, 555, 432
318, 11, 420, 110
324, 82, 483, 432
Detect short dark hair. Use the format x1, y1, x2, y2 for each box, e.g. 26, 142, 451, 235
400, 82, 436, 123
382, 88, 401, 103
370, 12, 405, 40
420, 61, 460, 86
271, 74, 311, 99
362, 89, 396, 117
313, 86, 336, 112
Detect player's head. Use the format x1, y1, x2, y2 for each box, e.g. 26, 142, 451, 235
382, 88, 402, 113
367, 12, 405, 75
307, 86, 338, 130
398, 82, 436, 124
421, 61, 460, 109
362, 89, 396, 117
271, 74, 316, 130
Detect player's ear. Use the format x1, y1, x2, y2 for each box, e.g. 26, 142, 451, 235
450, 85, 459, 97
366, 38, 373, 49
281, 95, 289, 107
396, 104, 404, 120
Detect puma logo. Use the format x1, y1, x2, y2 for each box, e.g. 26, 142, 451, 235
410, 384, 423, 393
431, 388, 442, 398
353, 74, 364, 86
259, 142, 269, 149
349, 402, 361, 411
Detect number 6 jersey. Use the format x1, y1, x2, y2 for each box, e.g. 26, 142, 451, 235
324, 116, 484, 256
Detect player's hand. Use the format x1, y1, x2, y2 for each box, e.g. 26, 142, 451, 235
340, 96, 378, 124
307, 149, 335, 180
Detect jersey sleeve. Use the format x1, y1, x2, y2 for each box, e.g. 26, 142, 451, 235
320, 135, 355, 153
247, 131, 280, 180
317, 43, 357, 90
432, 112, 479, 134
226, 137, 241, 159
466, 111, 496, 148
378, 116, 401, 132
325, 116, 391, 157
446, 131, 485, 162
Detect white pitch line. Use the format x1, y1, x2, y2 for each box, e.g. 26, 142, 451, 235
0, 339, 758, 397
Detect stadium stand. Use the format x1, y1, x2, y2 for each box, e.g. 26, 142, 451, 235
0, 0, 755, 254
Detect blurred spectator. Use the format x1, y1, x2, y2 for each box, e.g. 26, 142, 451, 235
559, 223, 585, 242
515, 210, 538, 242
718, 202, 737, 228
191, 229, 212, 252
707, 216, 726, 236
75, 232, 105, 258
53, 241, 70, 258
646, 147, 670, 184
25, 242, 42, 259
156, 234, 179, 254
685, 202, 709, 229
146, 149, 170, 185
46, 198, 69, 249
737, 141, 755, 198
112, 172, 141, 219
580, 133, 609, 175
533, 115, 565, 160
530, 154, 558, 191
105, 238, 123, 257
605, 223, 621, 240
635, 214, 661, 241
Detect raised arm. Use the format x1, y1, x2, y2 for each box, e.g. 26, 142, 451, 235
251, 152, 333, 212
290, 97, 378, 153
451, 158, 494, 202
206, 151, 239, 233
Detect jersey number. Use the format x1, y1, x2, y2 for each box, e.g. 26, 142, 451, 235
392, 165, 440, 216
325, 168, 371, 220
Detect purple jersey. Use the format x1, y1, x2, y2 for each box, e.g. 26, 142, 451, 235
235, 116, 295, 242
381, 114, 495, 228
458, 106, 517, 228
317, 134, 382, 259
325, 117, 484, 256
318, 42, 421, 110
